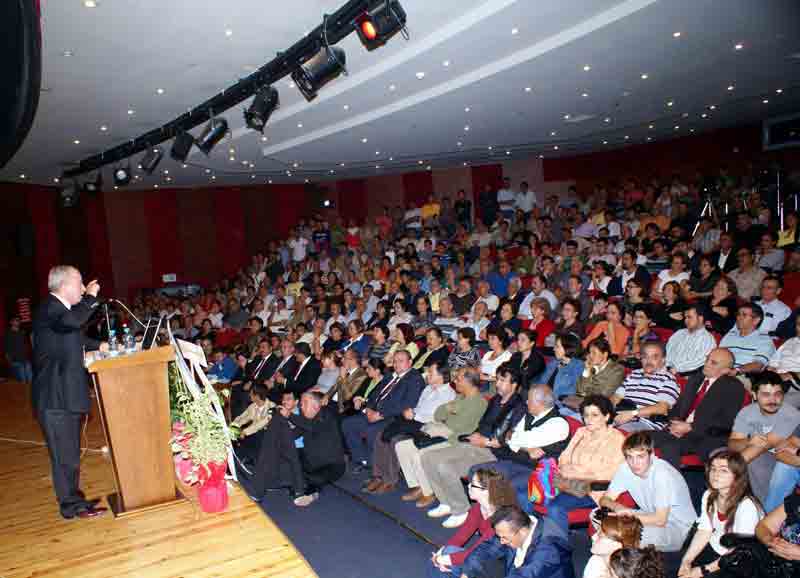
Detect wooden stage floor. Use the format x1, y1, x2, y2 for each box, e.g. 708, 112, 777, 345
0, 380, 317, 578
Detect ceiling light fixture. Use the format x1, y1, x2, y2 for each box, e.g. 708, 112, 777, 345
666, 100, 674, 107
244, 85, 279, 132
156, 88, 165, 95
361, 137, 368, 143
511, 27, 519, 35
524, 87, 532, 93
442, 60, 450, 67
604, 117, 611, 123
776, 88, 783, 94
640, 73, 649, 79
62, 49, 74, 57
113, 162, 132, 187
343, 104, 350, 110
100, 125, 108, 132
196, 117, 228, 155
463, 125, 470, 131
581, 92, 589, 98
763, 98, 769, 104
292, 45, 347, 102
734, 43, 743, 50
83, 0, 98, 8
127, 109, 135, 115
583, 65, 591, 71
727, 84, 735, 91
225, 28, 233, 37
672, 31, 681, 38
389, 84, 396, 91
701, 113, 708, 118
464, 106, 471, 112
354, 0, 408, 51
73, 139, 81, 144
415, 71, 425, 79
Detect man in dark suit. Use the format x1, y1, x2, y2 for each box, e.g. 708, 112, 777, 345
246, 391, 345, 507
32, 265, 108, 519
607, 250, 652, 297
229, 339, 279, 419
279, 342, 321, 396
649, 347, 745, 467
710, 231, 739, 274
341, 349, 425, 473
263, 339, 298, 401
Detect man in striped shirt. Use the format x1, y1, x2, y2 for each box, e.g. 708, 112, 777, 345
612, 341, 681, 432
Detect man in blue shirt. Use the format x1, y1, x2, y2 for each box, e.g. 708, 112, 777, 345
208, 348, 237, 382
487, 260, 514, 298
720, 302, 776, 377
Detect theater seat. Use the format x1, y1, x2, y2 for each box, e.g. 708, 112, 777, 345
533, 491, 637, 530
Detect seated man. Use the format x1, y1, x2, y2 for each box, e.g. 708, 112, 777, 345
229, 339, 279, 419
341, 350, 425, 473
729, 371, 800, 505
665, 303, 717, 377
464, 384, 570, 523
246, 391, 345, 507
418, 364, 525, 528
612, 341, 681, 432
275, 342, 322, 397
461, 505, 573, 578
755, 276, 792, 335
207, 347, 236, 382
599, 432, 696, 552
231, 384, 275, 464
321, 348, 368, 415
649, 348, 745, 468
719, 303, 776, 382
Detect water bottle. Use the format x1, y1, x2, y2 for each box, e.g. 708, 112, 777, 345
108, 330, 119, 356
122, 324, 134, 353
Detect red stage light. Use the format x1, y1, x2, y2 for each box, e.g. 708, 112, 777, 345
360, 20, 378, 41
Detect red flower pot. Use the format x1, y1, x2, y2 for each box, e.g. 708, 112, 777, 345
196, 461, 228, 513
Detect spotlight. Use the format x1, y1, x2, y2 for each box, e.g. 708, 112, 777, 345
196, 118, 228, 155
355, 0, 408, 51
291, 46, 346, 102
113, 163, 131, 186
82, 171, 103, 193
59, 182, 80, 208
140, 146, 164, 174
171, 131, 195, 162
244, 85, 279, 132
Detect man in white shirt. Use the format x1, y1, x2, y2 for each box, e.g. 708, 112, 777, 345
755, 275, 791, 335
287, 229, 309, 263
666, 304, 717, 376
656, 252, 691, 294
496, 177, 516, 223
472, 280, 500, 314
515, 181, 537, 221
324, 302, 348, 336
518, 274, 558, 317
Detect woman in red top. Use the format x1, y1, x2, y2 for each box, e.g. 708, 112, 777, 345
426, 468, 517, 577
529, 297, 556, 348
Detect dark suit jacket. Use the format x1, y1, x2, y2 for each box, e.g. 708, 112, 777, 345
366, 368, 425, 419
246, 353, 280, 385
267, 355, 298, 383
284, 356, 322, 396
710, 250, 738, 274
607, 266, 651, 296
668, 373, 744, 441
289, 405, 344, 469
32, 294, 101, 413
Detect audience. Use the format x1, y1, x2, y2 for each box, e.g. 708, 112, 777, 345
665, 304, 717, 377
584, 513, 643, 578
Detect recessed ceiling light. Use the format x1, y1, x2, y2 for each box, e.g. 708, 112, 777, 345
361, 137, 368, 143
646, 137, 652, 142
550, 131, 557, 136
689, 128, 695, 133
73, 139, 81, 144
701, 113, 708, 118
19, 173, 25, 179
505, 151, 511, 155
205, 168, 211, 173
511, 28, 519, 35
488, 146, 493, 150
389, 84, 396, 91
583, 65, 591, 71
524, 87, 532, 93
163, 169, 169, 174
553, 145, 559, 150
464, 106, 471, 112
727, 85, 735, 91
261, 136, 268, 142
442, 60, 450, 67
62, 50, 74, 57
602, 140, 608, 145
415, 72, 425, 79
340, 163, 345, 167
268, 179, 273, 184
113, 185, 118, 190
182, 164, 187, 168
166, 177, 172, 182
563, 114, 570, 120
456, 141, 463, 146
100, 125, 108, 131
581, 92, 589, 98
249, 163, 255, 169
293, 162, 299, 168
83, 0, 98, 8
666, 100, 674, 107
674, 125, 680, 130
763, 98, 769, 104
776, 88, 783, 94
418, 160, 424, 164
464, 125, 470, 131
375, 165, 381, 169
539, 154, 544, 159
463, 162, 468, 166
127, 109, 135, 115
329, 170, 335, 174
604, 117, 611, 123
156, 88, 165, 95
673, 31, 682, 38
709, 104, 717, 110
389, 157, 393, 161
624, 135, 630, 140
640, 73, 649, 80
426, 165, 431, 170
297, 122, 303, 128
375, 151, 380, 155
225, 28, 233, 37
649, 124, 654, 129
53, 177, 60, 183
154, 184, 159, 189
734, 43, 743, 50
343, 104, 349, 110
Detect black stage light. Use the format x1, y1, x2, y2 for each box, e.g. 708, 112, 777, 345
113, 163, 131, 186
196, 118, 228, 155
59, 182, 79, 208
355, 0, 407, 51
140, 146, 164, 174
244, 85, 279, 132
82, 171, 102, 193
292, 46, 346, 102
171, 130, 195, 162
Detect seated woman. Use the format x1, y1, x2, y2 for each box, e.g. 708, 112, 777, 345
652, 281, 686, 332
412, 296, 437, 337
448, 327, 481, 370
678, 450, 764, 578
562, 338, 624, 415
383, 323, 419, 369
584, 512, 644, 578
553, 297, 585, 344
462, 300, 492, 343
623, 304, 658, 363
232, 384, 275, 464
583, 302, 630, 357
479, 328, 513, 392
546, 395, 625, 531
528, 298, 556, 348
366, 300, 390, 330
414, 327, 451, 371
488, 302, 521, 340
342, 319, 371, 358
322, 322, 347, 354
508, 329, 545, 392
590, 261, 614, 295
622, 280, 648, 326
427, 468, 517, 578
314, 351, 341, 394
683, 255, 721, 301
538, 332, 585, 401
387, 299, 413, 333
705, 276, 739, 336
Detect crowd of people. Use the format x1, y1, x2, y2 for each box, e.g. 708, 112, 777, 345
112, 170, 800, 578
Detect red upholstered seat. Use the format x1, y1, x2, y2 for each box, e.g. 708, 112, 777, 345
652, 327, 674, 342
533, 492, 637, 530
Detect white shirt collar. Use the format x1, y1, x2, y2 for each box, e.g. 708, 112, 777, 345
51, 292, 72, 310
514, 517, 538, 567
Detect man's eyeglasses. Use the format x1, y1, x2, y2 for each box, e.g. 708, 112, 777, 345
469, 483, 486, 491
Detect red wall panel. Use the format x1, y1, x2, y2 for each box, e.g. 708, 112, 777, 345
177, 188, 218, 286
84, 192, 115, 297
470, 164, 504, 220
26, 186, 61, 297
214, 187, 248, 278
402, 171, 434, 207
335, 179, 368, 224
144, 188, 183, 287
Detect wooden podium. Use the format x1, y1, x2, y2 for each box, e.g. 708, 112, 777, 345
89, 346, 185, 517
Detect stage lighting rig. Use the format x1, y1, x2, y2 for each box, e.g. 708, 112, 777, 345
59, 182, 79, 208
171, 130, 195, 162
355, 0, 407, 51
196, 117, 228, 155
113, 162, 132, 186
244, 85, 279, 132
82, 171, 102, 193
139, 146, 164, 174
292, 46, 347, 102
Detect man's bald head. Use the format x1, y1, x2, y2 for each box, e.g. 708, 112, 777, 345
703, 348, 735, 379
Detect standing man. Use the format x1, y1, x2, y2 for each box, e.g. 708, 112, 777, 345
32, 265, 108, 519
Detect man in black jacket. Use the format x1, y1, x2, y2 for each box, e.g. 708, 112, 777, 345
32, 265, 108, 519
229, 339, 279, 419
278, 342, 321, 396
607, 249, 652, 296
649, 347, 745, 467
246, 391, 345, 506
